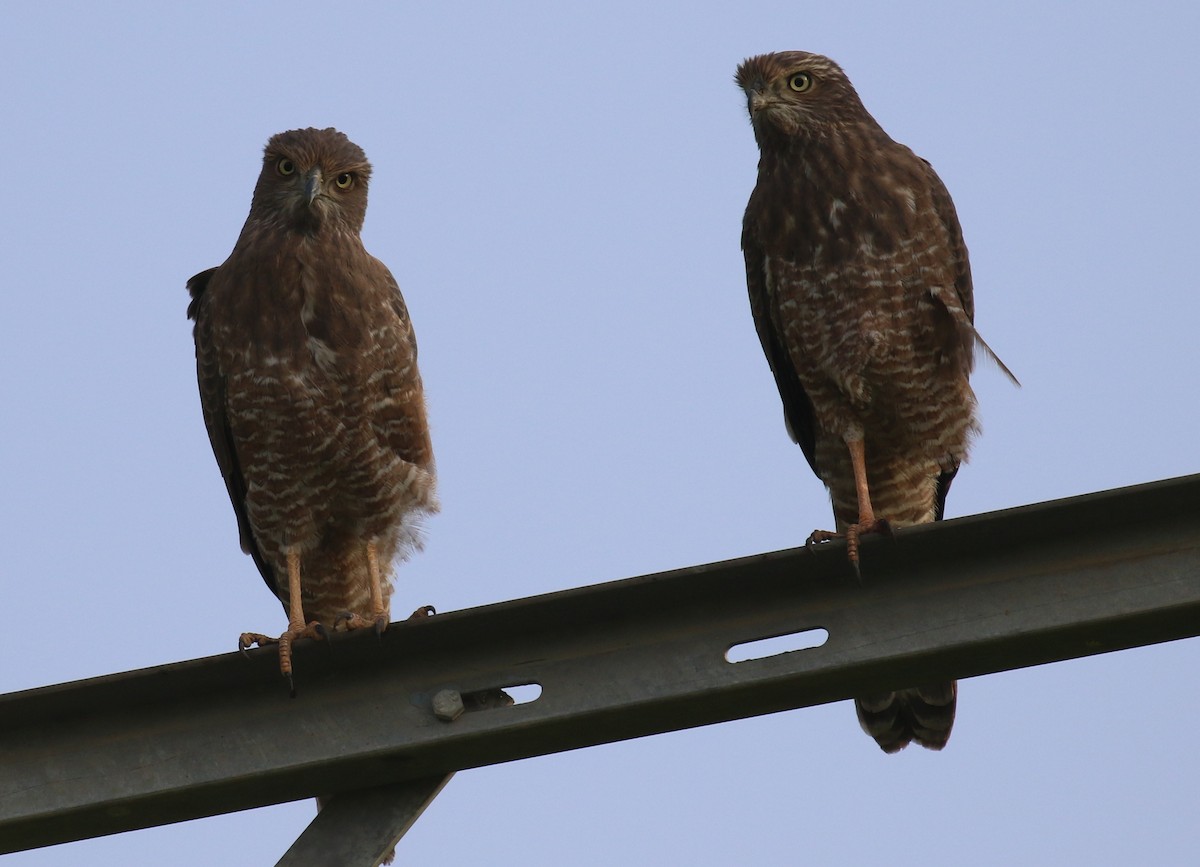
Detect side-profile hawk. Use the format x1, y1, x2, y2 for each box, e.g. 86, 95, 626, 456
736, 52, 1016, 752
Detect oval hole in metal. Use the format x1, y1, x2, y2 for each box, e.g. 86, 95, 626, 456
725, 628, 828, 663
462, 682, 542, 712
504, 683, 542, 705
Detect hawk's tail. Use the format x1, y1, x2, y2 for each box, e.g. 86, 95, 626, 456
854, 681, 957, 753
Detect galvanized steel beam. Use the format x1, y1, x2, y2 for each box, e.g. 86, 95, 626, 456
3, 474, 1200, 855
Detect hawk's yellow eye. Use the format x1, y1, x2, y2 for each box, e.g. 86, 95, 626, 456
335, 173, 354, 189
788, 72, 813, 93
277, 159, 296, 176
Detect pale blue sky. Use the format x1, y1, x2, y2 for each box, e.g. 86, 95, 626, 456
2, 1, 1198, 864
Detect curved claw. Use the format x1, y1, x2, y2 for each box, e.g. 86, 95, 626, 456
805, 519, 889, 580
409, 605, 436, 619
237, 622, 325, 694
238, 632, 276, 656
312, 621, 334, 658
332, 611, 389, 635
844, 518, 890, 580
806, 529, 841, 550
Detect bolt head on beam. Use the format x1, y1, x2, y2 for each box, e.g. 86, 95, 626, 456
431, 689, 464, 722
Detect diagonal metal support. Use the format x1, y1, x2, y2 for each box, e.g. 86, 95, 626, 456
2, 474, 1200, 856
275, 774, 453, 867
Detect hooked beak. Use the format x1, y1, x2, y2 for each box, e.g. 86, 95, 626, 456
303, 168, 322, 205
747, 88, 769, 114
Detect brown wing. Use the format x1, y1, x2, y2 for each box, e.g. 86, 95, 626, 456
741, 215, 819, 477
369, 260, 435, 471
922, 158, 975, 326
916, 158, 976, 518
919, 155, 1018, 517
187, 268, 276, 591
922, 157, 1019, 386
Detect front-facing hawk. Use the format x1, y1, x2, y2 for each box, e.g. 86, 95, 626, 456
187, 127, 437, 687
736, 52, 1015, 752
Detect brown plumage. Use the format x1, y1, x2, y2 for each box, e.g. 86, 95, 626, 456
736, 52, 1014, 752
188, 127, 437, 687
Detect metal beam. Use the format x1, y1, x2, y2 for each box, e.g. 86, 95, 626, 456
3, 474, 1200, 855
275, 775, 453, 867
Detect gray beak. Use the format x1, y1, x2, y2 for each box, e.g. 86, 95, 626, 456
303, 169, 322, 204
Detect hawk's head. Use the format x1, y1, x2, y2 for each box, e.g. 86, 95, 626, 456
735, 51, 870, 143
249, 127, 373, 234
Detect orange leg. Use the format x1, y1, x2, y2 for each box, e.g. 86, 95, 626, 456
239, 549, 324, 690
334, 542, 438, 633
333, 541, 391, 635
806, 438, 890, 575
847, 439, 875, 525
366, 542, 388, 630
